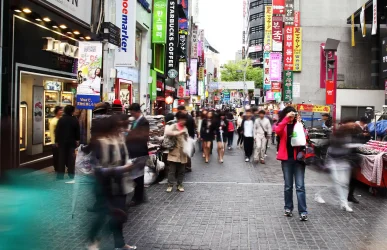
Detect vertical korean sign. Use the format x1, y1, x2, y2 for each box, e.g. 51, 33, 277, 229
191, 25, 198, 58
77, 42, 103, 109
372, 0, 377, 35
273, 0, 285, 14
293, 27, 302, 71
263, 52, 271, 90
326, 80, 335, 105
264, 6, 273, 52
320, 43, 338, 88
284, 0, 294, 26
294, 11, 300, 27
190, 59, 198, 95
269, 52, 282, 81
272, 16, 283, 52
166, 0, 178, 73
115, 0, 136, 67
284, 26, 294, 70
152, 0, 167, 44
283, 71, 293, 102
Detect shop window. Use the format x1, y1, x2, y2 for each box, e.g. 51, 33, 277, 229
341, 106, 374, 122
135, 29, 142, 69
249, 38, 263, 46
153, 43, 165, 74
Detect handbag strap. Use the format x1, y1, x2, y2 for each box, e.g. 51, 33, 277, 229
258, 120, 267, 133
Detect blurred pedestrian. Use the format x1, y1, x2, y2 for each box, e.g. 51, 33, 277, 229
49, 106, 63, 172
241, 109, 254, 162
276, 106, 308, 221
126, 103, 149, 207
227, 113, 235, 150
55, 105, 80, 181
165, 111, 189, 192
216, 111, 228, 163
178, 106, 195, 172
237, 112, 244, 148
201, 111, 216, 163
253, 110, 272, 164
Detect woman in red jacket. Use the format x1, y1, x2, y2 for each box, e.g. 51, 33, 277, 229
275, 106, 308, 221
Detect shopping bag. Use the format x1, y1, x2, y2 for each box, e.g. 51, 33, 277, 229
75, 145, 93, 175
291, 122, 306, 147
183, 137, 196, 157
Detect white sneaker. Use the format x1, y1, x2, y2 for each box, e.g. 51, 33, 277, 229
340, 203, 353, 212
245, 157, 250, 162
314, 194, 326, 204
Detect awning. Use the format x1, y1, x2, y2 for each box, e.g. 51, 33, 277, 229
346, 0, 379, 24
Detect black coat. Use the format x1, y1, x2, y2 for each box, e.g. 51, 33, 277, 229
186, 114, 196, 138
55, 114, 80, 147
126, 116, 150, 158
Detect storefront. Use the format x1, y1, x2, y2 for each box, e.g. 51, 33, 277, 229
5, 0, 96, 168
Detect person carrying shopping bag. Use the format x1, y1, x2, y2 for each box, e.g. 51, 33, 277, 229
276, 106, 308, 221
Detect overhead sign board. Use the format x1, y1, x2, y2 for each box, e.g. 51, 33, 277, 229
102, 22, 121, 47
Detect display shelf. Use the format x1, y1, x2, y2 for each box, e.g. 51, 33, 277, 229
61, 91, 74, 106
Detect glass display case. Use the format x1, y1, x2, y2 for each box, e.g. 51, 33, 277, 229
20, 103, 27, 151
44, 90, 59, 145
61, 91, 73, 106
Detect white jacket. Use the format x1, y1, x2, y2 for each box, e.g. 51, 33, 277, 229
254, 117, 272, 138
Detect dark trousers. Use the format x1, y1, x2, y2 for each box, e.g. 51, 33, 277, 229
168, 162, 185, 185
57, 145, 75, 179
88, 194, 127, 248
52, 146, 59, 172
132, 175, 145, 203
244, 137, 254, 158
227, 132, 234, 147
271, 132, 276, 144
185, 157, 192, 171
237, 130, 244, 146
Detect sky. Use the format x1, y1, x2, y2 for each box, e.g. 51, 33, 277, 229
197, 0, 244, 65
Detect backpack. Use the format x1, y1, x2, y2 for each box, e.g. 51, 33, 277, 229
228, 121, 235, 132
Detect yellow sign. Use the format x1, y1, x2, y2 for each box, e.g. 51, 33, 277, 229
264, 6, 273, 51
293, 27, 302, 71
313, 105, 331, 113
198, 67, 204, 81
351, 14, 355, 47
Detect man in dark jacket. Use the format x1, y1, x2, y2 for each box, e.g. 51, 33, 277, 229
55, 105, 80, 180
177, 106, 196, 172
127, 103, 149, 206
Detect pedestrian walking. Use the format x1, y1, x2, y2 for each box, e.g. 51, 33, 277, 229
200, 111, 216, 163
55, 105, 80, 180
253, 110, 272, 164
158, 113, 176, 183
126, 103, 149, 207
275, 106, 308, 221
49, 106, 63, 172
227, 113, 235, 150
165, 111, 189, 192
237, 112, 244, 148
241, 110, 254, 162
177, 106, 195, 172
271, 119, 277, 145
216, 112, 228, 163
198, 110, 207, 155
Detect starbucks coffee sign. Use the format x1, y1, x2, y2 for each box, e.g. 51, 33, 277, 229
168, 69, 178, 79
43, 37, 79, 58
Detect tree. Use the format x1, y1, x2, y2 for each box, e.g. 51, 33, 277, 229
220, 59, 263, 88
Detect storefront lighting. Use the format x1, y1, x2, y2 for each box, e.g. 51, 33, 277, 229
22, 8, 32, 14
79, 37, 84, 40
59, 24, 67, 29
14, 9, 22, 13
43, 17, 51, 22
35, 18, 42, 21
67, 31, 72, 34
73, 31, 80, 35
52, 25, 58, 29
85, 36, 91, 40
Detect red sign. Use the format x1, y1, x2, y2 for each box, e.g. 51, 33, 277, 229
272, 82, 281, 92
320, 43, 338, 88
294, 11, 300, 27
297, 104, 313, 112
273, 0, 285, 14
272, 16, 283, 52
178, 86, 185, 98
326, 80, 335, 105
156, 96, 165, 101
284, 26, 294, 70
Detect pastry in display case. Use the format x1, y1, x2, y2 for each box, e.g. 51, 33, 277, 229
44, 90, 59, 145
61, 92, 74, 106
19, 103, 27, 151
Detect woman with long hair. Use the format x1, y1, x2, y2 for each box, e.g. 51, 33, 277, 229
200, 111, 215, 163
275, 106, 308, 221
237, 112, 244, 148
226, 113, 236, 150
215, 112, 228, 163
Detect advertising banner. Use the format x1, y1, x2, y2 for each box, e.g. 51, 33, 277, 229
270, 52, 282, 81
372, 0, 377, 35
150, 70, 157, 101
223, 91, 230, 102
293, 27, 302, 71
382, 38, 387, 78
39, 0, 92, 25
351, 14, 355, 47
266, 90, 275, 101
152, 0, 167, 44
77, 42, 102, 109
326, 80, 335, 105
271, 82, 281, 92
115, 0, 136, 67
179, 0, 189, 30
273, 0, 285, 14
285, 0, 294, 26
294, 11, 300, 27
177, 83, 185, 98
33, 86, 44, 144
264, 6, 273, 52
198, 80, 204, 97
263, 52, 271, 90
272, 16, 283, 52
249, 45, 263, 53
360, 4, 366, 37
189, 59, 198, 95
292, 82, 300, 98
284, 26, 294, 70
191, 25, 199, 58
320, 43, 337, 88
166, 0, 179, 73
198, 67, 205, 81
313, 105, 331, 113
283, 70, 293, 102
179, 30, 188, 62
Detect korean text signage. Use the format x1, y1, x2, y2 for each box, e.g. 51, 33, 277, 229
272, 16, 283, 52
297, 104, 331, 113
39, 0, 92, 25
382, 38, 387, 78
152, 0, 167, 44
294, 11, 300, 27
284, 26, 294, 70
320, 43, 337, 88
326, 80, 335, 105
264, 6, 273, 52
372, 0, 377, 35
263, 52, 271, 90
270, 52, 282, 81
271, 82, 281, 92
115, 0, 136, 67
285, 0, 294, 26
190, 59, 198, 95
191, 25, 199, 58
77, 42, 103, 109
283, 71, 293, 102
273, 0, 285, 14
102, 22, 121, 47
179, 30, 188, 62
198, 67, 205, 81
293, 27, 302, 71
166, 0, 178, 72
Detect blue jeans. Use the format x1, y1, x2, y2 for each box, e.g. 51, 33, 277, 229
281, 158, 307, 214
227, 132, 234, 147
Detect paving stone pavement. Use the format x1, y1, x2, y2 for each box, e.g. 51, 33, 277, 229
7, 143, 387, 250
